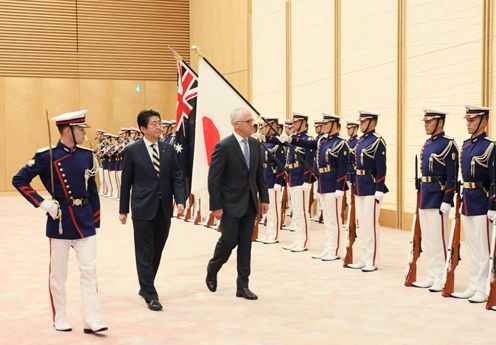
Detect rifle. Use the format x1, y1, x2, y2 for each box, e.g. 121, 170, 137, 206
183, 194, 194, 222
343, 189, 356, 267
194, 198, 202, 225
486, 221, 496, 309
341, 191, 348, 225
442, 179, 462, 297
405, 155, 422, 286
280, 183, 288, 229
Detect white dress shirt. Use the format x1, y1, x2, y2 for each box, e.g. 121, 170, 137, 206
143, 137, 159, 163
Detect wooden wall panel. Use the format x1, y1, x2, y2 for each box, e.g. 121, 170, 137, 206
112, 81, 147, 132
79, 79, 114, 145
145, 81, 178, 121
190, 0, 249, 97
0, 77, 5, 191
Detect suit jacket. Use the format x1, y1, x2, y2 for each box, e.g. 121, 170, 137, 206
208, 134, 269, 217
119, 138, 186, 220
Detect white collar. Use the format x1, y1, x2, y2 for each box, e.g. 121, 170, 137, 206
143, 137, 158, 147
232, 132, 248, 143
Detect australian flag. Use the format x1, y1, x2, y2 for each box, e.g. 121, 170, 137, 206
175, 59, 198, 197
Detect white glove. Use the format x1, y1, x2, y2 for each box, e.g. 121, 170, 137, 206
334, 190, 344, 198
273, 183, 282, 191
440, 202, 451, 214
488, 210, 496, 222
277, 135, 291, 144
374, 191, 384, 202
40, 199, 60, 220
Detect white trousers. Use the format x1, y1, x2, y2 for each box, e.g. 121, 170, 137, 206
355, 195, 382, 268
103, 168, 112, 196
109, 170, 118, 198
418, 209, 448, 284
321, 192, 343, 257
116, 170, 122, 198
461, 215, 492, 295
288, 183, 312, 247
98, 167, 105, 195
49, 236, 102, 328
264, 186, 281, 241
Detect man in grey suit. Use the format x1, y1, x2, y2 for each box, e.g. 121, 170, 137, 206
206, 107, 269, 300
119, 109, 186, 311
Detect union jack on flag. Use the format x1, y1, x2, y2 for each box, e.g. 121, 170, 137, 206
174, 59, 198, 196
176, 60, 198, 131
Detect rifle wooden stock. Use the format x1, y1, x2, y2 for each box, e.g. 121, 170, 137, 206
486, 222, 496, 309
206, 212, 215, 228
252, 199, 262, 241
404, 209, 421, 286
341, 191, 348, 226
183, 194, 194, 222
280, 185, 288, 229
343, 191, 356, 267
442, 194, 461, 297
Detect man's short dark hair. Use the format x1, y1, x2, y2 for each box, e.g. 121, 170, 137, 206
137, 109, 161, 129
57, 124, 70, 135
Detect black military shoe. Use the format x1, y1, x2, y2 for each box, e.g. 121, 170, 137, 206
206, 272, 217, 292
236, 287, 258, 300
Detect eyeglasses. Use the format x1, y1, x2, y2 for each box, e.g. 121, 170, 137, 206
236, 119, 254, 124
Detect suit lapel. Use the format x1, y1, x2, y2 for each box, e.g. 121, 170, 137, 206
159, 140, 167, 175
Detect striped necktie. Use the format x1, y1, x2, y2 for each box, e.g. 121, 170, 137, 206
151, 143, 160, 175
242, 138, 250, 169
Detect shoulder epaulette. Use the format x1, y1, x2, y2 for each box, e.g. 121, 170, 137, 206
36, 145, 56, 153
443, 135, 454, 140
484, 137, 495, 142
372, 132, 382, 138
76, 145, 93, 151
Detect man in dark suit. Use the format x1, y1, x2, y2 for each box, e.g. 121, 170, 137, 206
206, 107, 269, 300
119, 109, 186, 311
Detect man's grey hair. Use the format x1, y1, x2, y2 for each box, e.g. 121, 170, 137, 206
230, 107, 251, 124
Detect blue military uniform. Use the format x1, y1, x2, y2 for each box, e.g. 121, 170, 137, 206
348, 110, 387, 272
452, 105, 495, 303
257, 118, 287, 244
413, 109, 458, 291
293, 113, 349, 260
11, 109, 106, 333
13, 142, 100, 239
267, 112, 315, 252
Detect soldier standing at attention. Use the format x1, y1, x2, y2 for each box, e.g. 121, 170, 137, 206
412, 109, 458, 292
346, 110, 387, 272
452, 105, 495, 303
12, 110, 107, 334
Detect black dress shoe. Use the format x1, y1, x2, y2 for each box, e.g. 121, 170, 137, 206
206, 273, 217, 292
146, 299, 163, 311
236, 287, 258, 300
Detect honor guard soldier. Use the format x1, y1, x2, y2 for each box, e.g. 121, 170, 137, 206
452, 105, 495, 303
270, 112, 315, 252
129, 127, 140, 143
95, 129, 106, 195
347, 110, 387, 272
413, 109, 458, 292
282, 113, 349, 260
12, 110, 107, 333
161, 120, 172, 141
257, 117, 286, 244
107, 134, 119, 199
345, 120, 359, 201
310, 121, 324, 222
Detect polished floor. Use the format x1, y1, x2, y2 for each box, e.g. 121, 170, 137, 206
0, 193, 494, 345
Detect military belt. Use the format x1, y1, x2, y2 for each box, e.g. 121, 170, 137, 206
56, 197, 89, 206
286, 162, 300, 169
421, 176, 445, 183
356, 169, 374, 176
318, 165, 335, 173
462, 182, 485, 189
